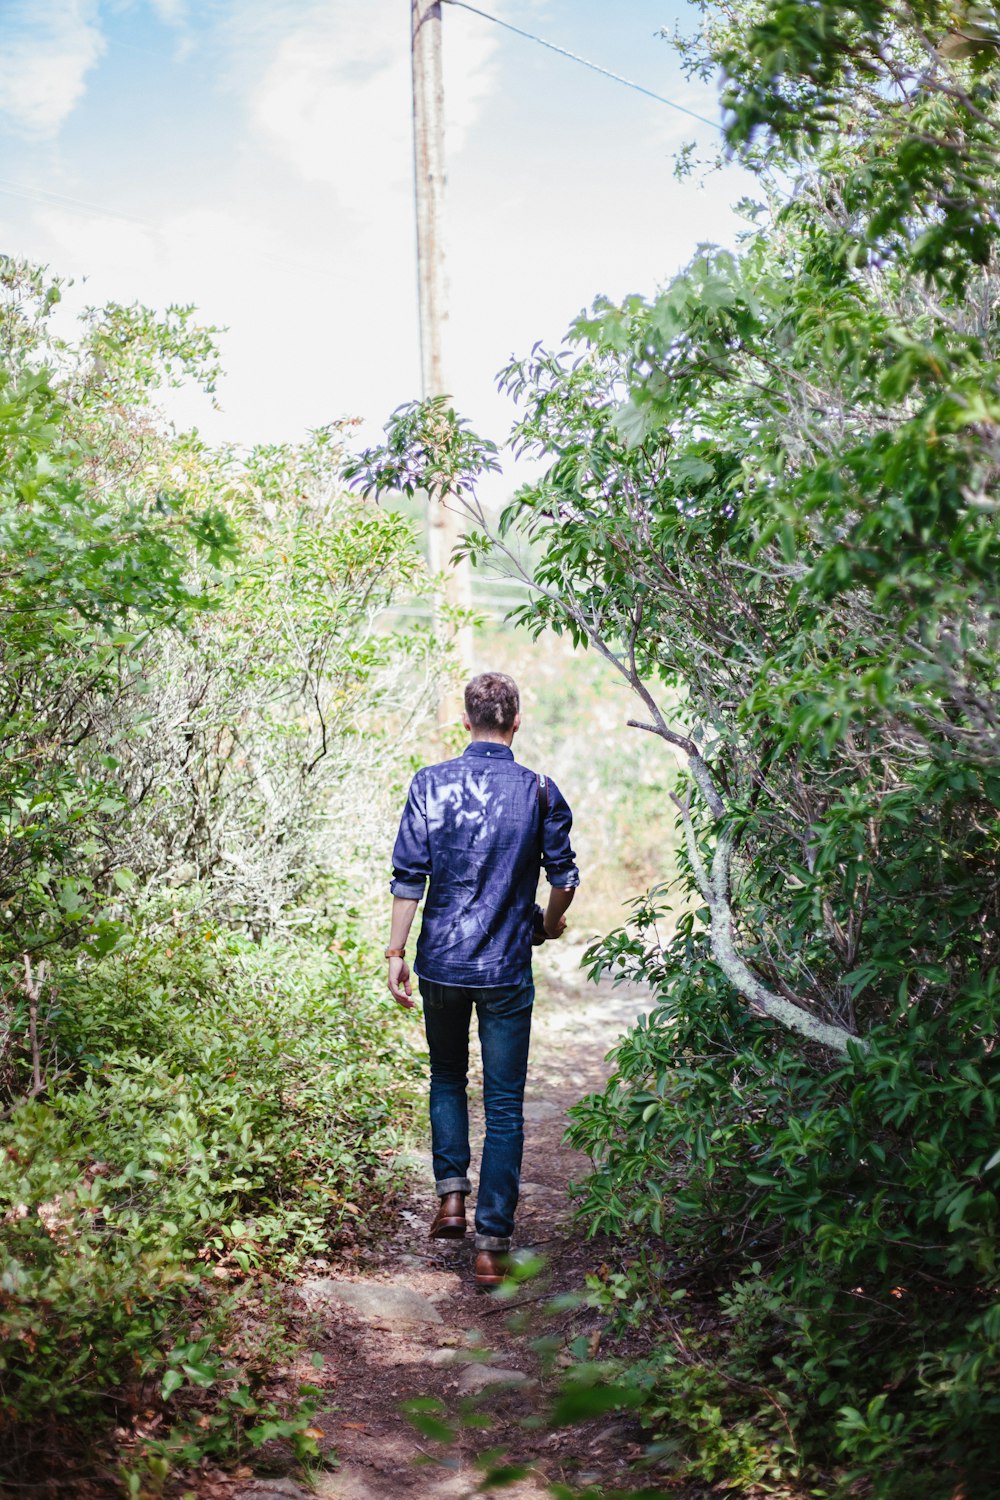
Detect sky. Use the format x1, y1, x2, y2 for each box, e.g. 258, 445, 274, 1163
0, 0, 754, 465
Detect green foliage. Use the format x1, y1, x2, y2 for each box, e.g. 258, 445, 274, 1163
568, 914, 1000, 1491
0, 323, 236, 963
1, 258, 440, 978
0, 924, 418, 1476
345, 393, 500, 504
682, 0, 1000, 288
102, 428, 438, 938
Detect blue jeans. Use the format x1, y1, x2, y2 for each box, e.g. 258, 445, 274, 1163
420, 976, 534, 1251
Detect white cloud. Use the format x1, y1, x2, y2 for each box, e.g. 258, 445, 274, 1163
441, 3, 504, 142
249, 0, 503, 200
147, 0, 187, 23
25, 192, 417, 445
30, 198, 342, 310
0, 0, 105, 139
33, 204, 157, 283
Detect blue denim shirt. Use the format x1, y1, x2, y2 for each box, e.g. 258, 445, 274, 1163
390, 742, 580, 987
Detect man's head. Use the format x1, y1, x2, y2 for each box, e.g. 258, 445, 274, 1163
463, 672, 521, 743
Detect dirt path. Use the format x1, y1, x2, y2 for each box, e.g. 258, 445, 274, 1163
237, 948, 650, 1500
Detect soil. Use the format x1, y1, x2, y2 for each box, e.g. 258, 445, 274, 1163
236, 946, 659, 1500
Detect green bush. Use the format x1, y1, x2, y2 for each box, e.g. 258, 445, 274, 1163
567, 904, 1000, 1494
0, 923, 420, 1477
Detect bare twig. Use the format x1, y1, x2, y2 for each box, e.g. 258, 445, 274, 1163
21, 953, 48, 1097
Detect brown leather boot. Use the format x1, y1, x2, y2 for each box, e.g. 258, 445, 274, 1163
429, 1191, 467, 1239
474, 1249, 512, 1288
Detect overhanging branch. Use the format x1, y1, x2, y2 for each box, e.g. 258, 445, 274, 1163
669, 804, 862, 1056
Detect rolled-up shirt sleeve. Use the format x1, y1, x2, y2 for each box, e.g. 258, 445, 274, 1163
542, 776, 580, 889
390, 774, 432, 900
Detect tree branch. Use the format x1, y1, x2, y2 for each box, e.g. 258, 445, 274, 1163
21, 953, 48, 1097
669, 788, 711, 900
708, 830, 862, 1056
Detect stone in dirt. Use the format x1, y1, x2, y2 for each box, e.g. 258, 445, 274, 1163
517, 1181, 559, 1200
425, 1345, 479, 1365
455, 1363, 534, 1395
320, 1472, 548, 1500
298, 1277, 445, 1325
235, 1481, 312, 1499
522, 1099, 562, 1121
312, 1469, 381, 1499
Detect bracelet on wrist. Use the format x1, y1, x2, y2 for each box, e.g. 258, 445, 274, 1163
385, 946, 406, 959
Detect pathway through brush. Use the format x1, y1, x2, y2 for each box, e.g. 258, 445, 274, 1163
234, 948, 650, 1500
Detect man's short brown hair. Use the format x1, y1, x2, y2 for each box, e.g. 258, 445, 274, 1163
464, 672, 520, 733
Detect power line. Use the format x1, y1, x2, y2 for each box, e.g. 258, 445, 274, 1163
441, 0, 722, 132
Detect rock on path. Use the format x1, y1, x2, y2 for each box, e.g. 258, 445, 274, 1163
299, 1278, 446, 1326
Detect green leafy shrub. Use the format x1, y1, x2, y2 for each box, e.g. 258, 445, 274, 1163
0, 923, 419, 1477
0, 309, 236, 972
569, 906, 1000, 1491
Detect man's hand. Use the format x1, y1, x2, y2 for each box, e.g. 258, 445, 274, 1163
386, 897, 419, 1008
388, 955, 414, 1009
543, 885, 575, 940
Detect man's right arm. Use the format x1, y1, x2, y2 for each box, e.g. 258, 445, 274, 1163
387, 896, 420, 1008
387, 775, 431, 1007
544, 884, 575, 939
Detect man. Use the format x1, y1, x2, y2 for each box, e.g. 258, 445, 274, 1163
385, 672, 579, 1288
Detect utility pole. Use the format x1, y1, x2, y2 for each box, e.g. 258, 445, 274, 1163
411, 0, 474, 717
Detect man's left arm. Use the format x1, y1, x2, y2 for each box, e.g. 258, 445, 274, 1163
543, 883, 575, 939
541, 777, 580, 939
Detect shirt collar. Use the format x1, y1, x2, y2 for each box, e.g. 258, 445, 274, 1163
462, 741, 514, 761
